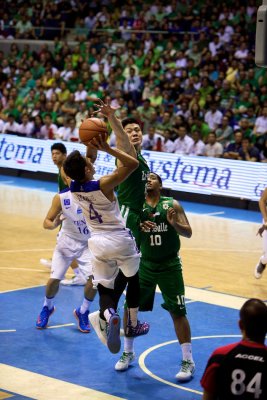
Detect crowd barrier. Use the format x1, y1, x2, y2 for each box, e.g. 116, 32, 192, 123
0, 135, 266, 201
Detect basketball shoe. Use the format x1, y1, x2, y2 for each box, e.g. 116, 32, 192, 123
107, 313, 121, 354
36, 306, 55, 329
73, 308, 90, 333
61, 274, 87, 286
40, 258, 52, 268
115, 351, 135, 371
254, 261, 266, 279
125, 320, 150, 338
89, 310, 108, 346
175, 360, 195, 382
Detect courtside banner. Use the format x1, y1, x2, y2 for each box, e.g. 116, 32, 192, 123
0, 135, 266, 200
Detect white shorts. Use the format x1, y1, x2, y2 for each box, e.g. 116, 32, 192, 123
88, 229, 140, 289
50, 233, 93, 280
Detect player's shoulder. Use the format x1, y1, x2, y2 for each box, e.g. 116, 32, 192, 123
59, 187, 70, 195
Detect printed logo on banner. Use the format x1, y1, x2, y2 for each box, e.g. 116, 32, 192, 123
1, 135, 267, 201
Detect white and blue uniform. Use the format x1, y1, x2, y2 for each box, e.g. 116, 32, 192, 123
51, 188, 93, 280
70, 180, 140, 289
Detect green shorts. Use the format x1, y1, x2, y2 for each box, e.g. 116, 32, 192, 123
120, 206, 141, 248
139, 256, 186, 316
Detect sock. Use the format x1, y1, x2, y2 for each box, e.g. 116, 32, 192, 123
44, 296, 54, 310
181, 342, 193, 362
73, 267, 80, 276
80, 297, 93, 314
104, 308, 116, 323
124, 337, 134, 353
128, 307, 138, 327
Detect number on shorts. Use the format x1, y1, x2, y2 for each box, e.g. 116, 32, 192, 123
150, 234, 161, 246
231, 369, 262, 399
89, 203, 103, 223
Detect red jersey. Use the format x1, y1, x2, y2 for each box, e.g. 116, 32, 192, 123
201, 340, 267, 400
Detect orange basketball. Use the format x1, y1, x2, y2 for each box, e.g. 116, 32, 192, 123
79, 118, 107, 144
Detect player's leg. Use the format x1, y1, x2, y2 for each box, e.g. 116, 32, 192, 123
73, 246, 97, 333
159, 258, 195, 381
36, 243, 71, 329
115, 259, 155, 371
255, 229, 267, 278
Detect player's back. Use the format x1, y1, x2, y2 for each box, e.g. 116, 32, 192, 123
203, 340, 267, 400
70, 180, 126, 234
59, 188, 90, 241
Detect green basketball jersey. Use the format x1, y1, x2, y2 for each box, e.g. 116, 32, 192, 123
117, 153, 150, 212
58, 170, 68, 192
140, 196, 180, 262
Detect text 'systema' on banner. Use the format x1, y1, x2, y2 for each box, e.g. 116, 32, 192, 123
0, 134, 266, 201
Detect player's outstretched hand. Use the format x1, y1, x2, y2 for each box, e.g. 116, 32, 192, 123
92, 98, 119, 117
89, 133, 109, 151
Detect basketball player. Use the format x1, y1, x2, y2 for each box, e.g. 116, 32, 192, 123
116, 172, 195, 381
36, 168, 97, 332
87, 100, 150, 361
63, 135, 149, 354
255, 187, 267, 279
201, 298, 267, 400
40, 142, 87, 286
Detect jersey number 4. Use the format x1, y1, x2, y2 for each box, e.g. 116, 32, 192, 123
89, 203, 103, 223
231, 370, 262, 399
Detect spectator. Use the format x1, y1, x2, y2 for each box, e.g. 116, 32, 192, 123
173, 125, 194, 155
215, 115, 233, 147
39, 114, 58, 140
203, 132, 224, 158
2, 114, 20, 135
123, 67, 142, 104
238, 137, 260, 162
223, 130, 243, 160
142, 126, 164, 151
161, 129, 175, 153
201, 298, 267, 400
253, 107, 267, 151
204, 103, 223, 131
149, 87, 163, 109
188, 130, 205, 156
17, 113, 34, 137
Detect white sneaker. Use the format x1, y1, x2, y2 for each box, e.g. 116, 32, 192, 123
60, 274, 87, 286
115, 351, 135, 371
89, 310, 108, 346
254, 262, 266, 279
175, 360, 195, 382
40, 258, 52, 268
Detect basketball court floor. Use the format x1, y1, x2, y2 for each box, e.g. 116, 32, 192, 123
0, 175, 266, 400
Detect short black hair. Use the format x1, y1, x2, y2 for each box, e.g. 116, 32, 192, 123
240, 298, 267, 343
63, 150, 86, 182
51, 143, 67, 154
122, 117, 142, 129
150, 172, 162, 186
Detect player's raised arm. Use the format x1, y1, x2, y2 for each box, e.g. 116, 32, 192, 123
43, 194, 62, 230
89, 134, 139, 192
93, 99, 136, 158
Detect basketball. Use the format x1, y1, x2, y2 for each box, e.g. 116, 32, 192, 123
79, 118, 108, 144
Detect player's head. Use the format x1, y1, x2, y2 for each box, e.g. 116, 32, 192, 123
63, 150, 95, 183
122, 117, 143, 149
239, 298, 267, 343
146, 172, 162, 193
51, 143, 67, 167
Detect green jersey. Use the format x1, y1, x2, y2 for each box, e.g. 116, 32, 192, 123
117, 153, 150, 212
58, 170, 68, 192
140, 196, 180, 262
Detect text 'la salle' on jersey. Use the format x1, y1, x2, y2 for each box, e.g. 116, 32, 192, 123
59, 188, 90, 241
70, 180, 126, 234
140, 196, 180, 262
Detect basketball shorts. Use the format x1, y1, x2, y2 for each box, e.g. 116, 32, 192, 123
88, 229, 140, 289
50, 233, 92, 280
138, 256, 187, 317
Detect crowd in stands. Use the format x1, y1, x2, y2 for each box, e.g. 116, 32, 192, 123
0, 0, 267, 162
